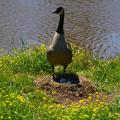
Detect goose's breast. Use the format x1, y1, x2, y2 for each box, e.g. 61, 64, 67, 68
47, 32, 72, 65
47, 49, 72, 65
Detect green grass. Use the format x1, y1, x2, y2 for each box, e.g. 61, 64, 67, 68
0, 44, 120, 120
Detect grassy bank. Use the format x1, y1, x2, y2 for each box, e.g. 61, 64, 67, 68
0, 44, 120, 120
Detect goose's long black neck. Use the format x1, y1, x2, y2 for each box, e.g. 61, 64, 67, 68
56, 14, 64, 34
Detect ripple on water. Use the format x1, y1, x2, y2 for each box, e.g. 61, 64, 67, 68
1, 0, 120, 59
93, 32, 120, 59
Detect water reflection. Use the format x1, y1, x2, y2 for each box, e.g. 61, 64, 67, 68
0, 0, 120, 58
93, 32, 120, 59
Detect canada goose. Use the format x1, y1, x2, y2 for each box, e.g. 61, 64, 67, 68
47, 7, 72, 78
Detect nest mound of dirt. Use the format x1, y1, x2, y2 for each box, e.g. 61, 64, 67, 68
34, 73, 96, 104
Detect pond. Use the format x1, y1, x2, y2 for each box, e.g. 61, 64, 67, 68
1, 0, 120, 58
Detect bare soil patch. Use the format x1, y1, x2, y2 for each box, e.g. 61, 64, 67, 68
34, 73, 115, 105
34, 73, 101, 104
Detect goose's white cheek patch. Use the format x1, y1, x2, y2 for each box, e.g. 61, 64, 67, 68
59, 9, 64, 15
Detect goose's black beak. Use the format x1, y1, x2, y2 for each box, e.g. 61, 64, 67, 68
52, 9, 59, 14
52, 11, 57, 14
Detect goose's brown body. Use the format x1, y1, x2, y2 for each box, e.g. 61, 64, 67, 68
47, 7, 72, 77
47, 32, 72, 66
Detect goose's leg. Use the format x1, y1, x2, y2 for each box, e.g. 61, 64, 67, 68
63, 64, 67, 73
51, 64, 55, 78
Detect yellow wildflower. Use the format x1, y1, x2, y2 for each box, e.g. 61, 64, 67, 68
95, 99, 99, 102
79, 99, 84, 103
43, 104, 47, 109
88, 96, 92, 100
40, 44, 46, 53
114, 112, 120, 116
96, 95, 99, 98
83, 114, 90, 118
35, 89, 40, 92
17, 95, 25, 103
43, 97, 46, 100
109, 112, 112, 117
99, 102, 104, 105
51, 90, 57, 95
93, 108, 97, 113
95, 92, 99, 94
93, 113, 96, 116
104, 95, 108, 99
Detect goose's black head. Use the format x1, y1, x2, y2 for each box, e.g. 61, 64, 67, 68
53, 7, 64, 15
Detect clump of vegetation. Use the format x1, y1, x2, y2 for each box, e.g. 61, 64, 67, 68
0, 44, 120, 120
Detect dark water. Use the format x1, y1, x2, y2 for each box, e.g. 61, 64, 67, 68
1, 0, 120, 59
